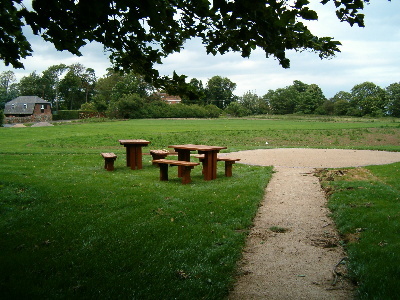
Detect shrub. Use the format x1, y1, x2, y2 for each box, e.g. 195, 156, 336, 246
106, 99, 221, 119
166, 104, 214, 118
333, 100, 351, 116
80, 102, 97, 111
0, 110, 4, 126
52, 110, 80, 120
224, 102, 251, 117
107, 94, 145, 119
142, 101, 171, 118
204, 104, 222, 118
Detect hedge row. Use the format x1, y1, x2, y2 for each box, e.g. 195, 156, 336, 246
52, 110, 105, 120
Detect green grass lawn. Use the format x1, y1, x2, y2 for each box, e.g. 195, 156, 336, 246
1, 117, 399, 154
0, 153, 270, 299
1, 116, 400, 299
317, 163, 400, 299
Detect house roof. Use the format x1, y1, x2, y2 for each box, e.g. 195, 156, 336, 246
4, 96, 51, 115
7, 96, 50, 105
158, 92, 182, 103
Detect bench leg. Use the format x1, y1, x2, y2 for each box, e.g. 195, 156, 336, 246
104, 158, 116, 171
159, 163, 169, 181
181, 166, 194, 184
224, 161, 235, 177
158, 164, 194, 184
176, 149, 191, 177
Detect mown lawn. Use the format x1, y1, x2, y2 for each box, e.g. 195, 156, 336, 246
317, 162, 400, 299
0, 152, 270, 299
1, 116, 399, 299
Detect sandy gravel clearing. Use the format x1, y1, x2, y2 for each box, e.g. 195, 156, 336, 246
222, 148, 400, 168
225, 149, 400, 300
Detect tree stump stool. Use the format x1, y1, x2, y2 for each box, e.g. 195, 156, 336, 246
101, 153, 117, 171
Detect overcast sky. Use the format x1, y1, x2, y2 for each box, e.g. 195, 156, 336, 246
1, 1, 399, 98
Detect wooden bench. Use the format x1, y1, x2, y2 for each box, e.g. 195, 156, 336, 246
101, 153, 117, 171
152, 159, 200, 184
195, 155, 241, 177
149, 150, 169, 165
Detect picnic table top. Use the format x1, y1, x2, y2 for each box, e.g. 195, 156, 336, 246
119, 139, 151, 145
168, 144, 227, 151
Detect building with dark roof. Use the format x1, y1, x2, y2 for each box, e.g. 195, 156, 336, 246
4, 96, 52, 124
157, 92, 182, 104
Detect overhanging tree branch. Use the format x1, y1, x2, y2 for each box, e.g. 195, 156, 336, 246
0, 0, 382, 91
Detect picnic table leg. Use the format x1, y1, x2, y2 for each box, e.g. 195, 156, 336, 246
197, 156, 206, 175
202, 151, 218, 180
128, 146, 137, 169
126, 145, 143, 170
125, 147, 130, 167
210, 151, 218, 180
135, 145, 143, 169
176, 149, 191, 177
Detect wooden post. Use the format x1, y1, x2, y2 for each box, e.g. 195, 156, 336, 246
176, 149, 191, 177
224, 161, 234, 177
181, 166, 194, 184
159, 163, 169, 181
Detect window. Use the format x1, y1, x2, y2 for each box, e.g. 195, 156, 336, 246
11, 104, 15, 109
23, 104, 27, 109
41, 105, 45, 113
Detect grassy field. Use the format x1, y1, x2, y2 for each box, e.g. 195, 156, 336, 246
317, 163, 400, 299
1, 116, 400, 299
2, 117, 400, 154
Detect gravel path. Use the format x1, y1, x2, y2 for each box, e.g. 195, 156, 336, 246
223, 149, 400, 300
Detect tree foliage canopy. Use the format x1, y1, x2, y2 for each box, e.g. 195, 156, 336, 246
1, 0, 374, 90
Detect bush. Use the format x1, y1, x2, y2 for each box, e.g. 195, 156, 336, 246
165, 104, 221, 118
224, 102, 251, 117
80, 102, 97, 111
0, 110, 4, 126
142, 101, 171, 118
333, 100, 351, 116
52, 110, 106, 120
108, 101, 222, 119
107, 94, 145, 119
52, 110, 80, 120
204, 104, 222, 118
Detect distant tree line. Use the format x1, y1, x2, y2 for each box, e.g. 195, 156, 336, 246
1, 64, 400, 119
229, 80, 400, 118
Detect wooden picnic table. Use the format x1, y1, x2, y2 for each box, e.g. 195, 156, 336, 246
168, 144, 227, 180
119, 139, 150, 170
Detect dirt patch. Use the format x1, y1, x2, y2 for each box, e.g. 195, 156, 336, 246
221, 148, 400, 169
31, 122, 54, 127
315, 168, 378, 182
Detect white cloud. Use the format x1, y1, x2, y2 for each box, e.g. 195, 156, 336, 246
1, 1, 399, 99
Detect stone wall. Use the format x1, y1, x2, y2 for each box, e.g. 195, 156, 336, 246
5, 114, 53, 124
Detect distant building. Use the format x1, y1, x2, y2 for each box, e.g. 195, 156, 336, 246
158, 92, 182, 104
4, 96, 52, 124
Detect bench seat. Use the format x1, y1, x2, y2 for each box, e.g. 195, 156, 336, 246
101, 152, 117, 171
194, 155, 241, 177
149, 150, 169, 164
152, 159, 199, 184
